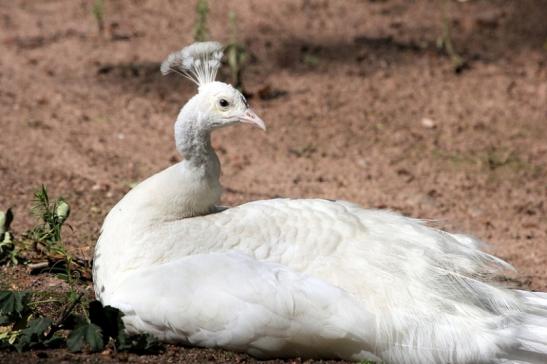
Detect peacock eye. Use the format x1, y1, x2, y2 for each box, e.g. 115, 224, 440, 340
219, 99, 229, 108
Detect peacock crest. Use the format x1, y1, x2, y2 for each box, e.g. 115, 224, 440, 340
161, 41, 224, 87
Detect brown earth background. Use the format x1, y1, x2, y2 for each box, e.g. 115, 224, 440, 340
1, 0, 546, 363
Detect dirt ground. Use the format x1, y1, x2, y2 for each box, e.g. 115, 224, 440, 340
1, 0, 546, 362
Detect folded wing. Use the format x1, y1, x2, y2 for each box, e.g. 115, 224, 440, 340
107, 251, 379, 361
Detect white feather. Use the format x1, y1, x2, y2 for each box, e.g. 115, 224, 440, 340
109, 251, 380, 361
161, 41, 223, 86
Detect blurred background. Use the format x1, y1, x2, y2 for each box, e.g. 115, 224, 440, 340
0, 0, 546, 290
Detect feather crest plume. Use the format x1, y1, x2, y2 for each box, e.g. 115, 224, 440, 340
161, 41, 224, 86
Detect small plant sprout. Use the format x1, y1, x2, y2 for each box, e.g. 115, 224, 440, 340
22, 186, 91, 284
190, 2, 248, 90
92, 0, 105, 34
193, 0, 209, 42
0, 186, 90, 283
226, 10, 248, 91
28, 185, 70, 247
437, 0, 466, 72
302, 53, 319, 67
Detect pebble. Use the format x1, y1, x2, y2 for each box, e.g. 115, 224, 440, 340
421, 117, 436, 129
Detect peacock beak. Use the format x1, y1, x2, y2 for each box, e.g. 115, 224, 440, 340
239, 108, 266, 131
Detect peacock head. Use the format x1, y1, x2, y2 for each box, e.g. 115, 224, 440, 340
162, 42, 265, 131
195, 81, 265, 130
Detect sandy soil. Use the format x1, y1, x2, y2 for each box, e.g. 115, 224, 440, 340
1, 0, 546, 362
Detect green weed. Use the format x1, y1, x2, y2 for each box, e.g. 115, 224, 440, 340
436, 0, 466, 72
303, 53, 320, 67
0, 186, 91, 285
0, 291, 162, 353
27, 185, 70, 249
194, 0, 209, 42
289, 143, 318, 158
225, 11, 248, 91
432, 147, 542, 175
92, 0, 105, 34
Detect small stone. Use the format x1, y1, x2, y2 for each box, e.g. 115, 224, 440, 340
421, 117, 436, 129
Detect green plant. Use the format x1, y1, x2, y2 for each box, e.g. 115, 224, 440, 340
225, 11, 248, 91
0, 186, 91, 283
26, 185, 70, 250
92, 0, 105, 34
437, 0, 466, 72
289, 143, 317, 158
22, 186, 91, 284
192, 3, 249, 91
302, 53, 320, 67
193, 0, 209, 42
0, 291, 162, 353
0, 291, 31, 326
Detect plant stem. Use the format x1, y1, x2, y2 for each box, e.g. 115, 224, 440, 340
439, 0, 465, 71
46, 292, 83, 339
28, 299, 61, 306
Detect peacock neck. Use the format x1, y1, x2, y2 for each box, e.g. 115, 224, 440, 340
175, 112, 221, 185
170, 103, 222, 218
177, 121, 213, 165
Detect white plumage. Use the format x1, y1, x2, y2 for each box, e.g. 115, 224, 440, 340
92, 43, 547, 363
160, 41, 224, 86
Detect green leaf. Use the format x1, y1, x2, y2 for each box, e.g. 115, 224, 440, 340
0, 327, 21, 348
67, 322, 103, 352
0, 336, 12, 350
14, 317, 52, 352
62, 313, 87, 330
21, 317, 51, 337
0, 291, 30, 323
87, 300, 163, 354
42, 334, 64, 349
